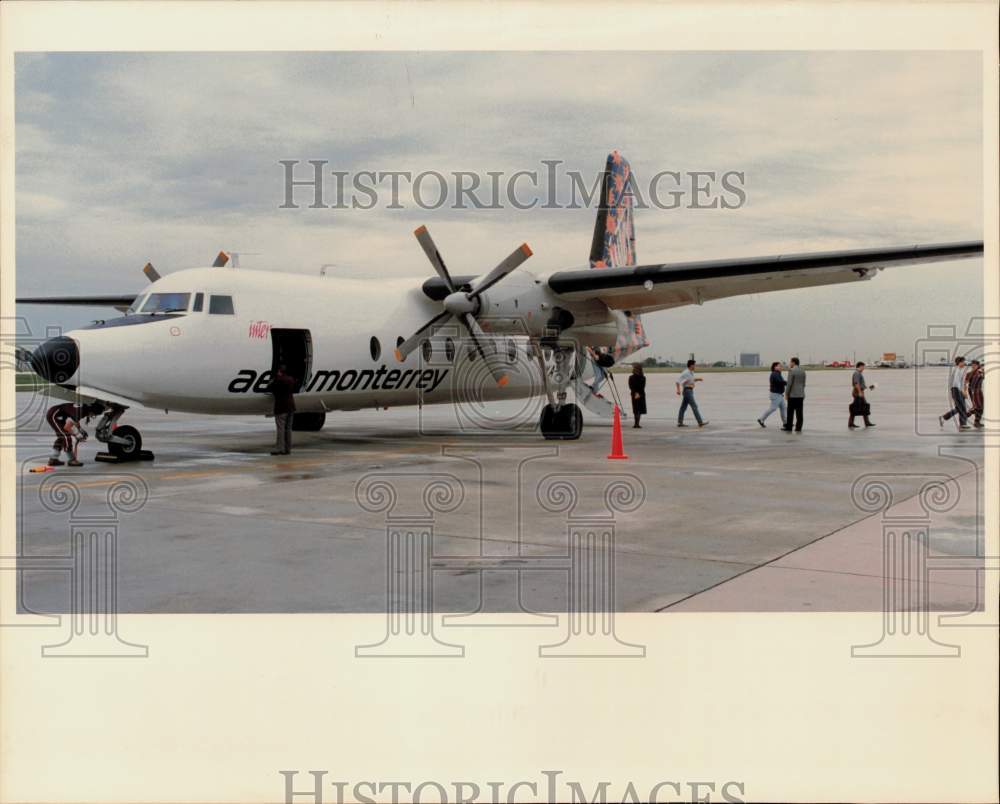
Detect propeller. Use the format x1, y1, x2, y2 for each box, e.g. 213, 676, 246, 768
212, 251, 230, 267
395, 226, 533, 386
142, 262, 161, 283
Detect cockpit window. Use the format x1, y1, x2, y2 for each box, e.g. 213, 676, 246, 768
127, 294, 148, 315
209, 295, 235, 315
192, 292, 204, 312
140, 292, 191, 314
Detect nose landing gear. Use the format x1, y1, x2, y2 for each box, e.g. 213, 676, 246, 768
107, 424, 143, 459
94, 405, 154, 462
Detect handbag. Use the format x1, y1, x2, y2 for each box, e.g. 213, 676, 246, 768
849, 397, 870, 416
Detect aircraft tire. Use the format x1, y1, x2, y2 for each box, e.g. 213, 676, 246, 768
108, 424, 142, 459
292, 411, 326, 432
539, 403, 583, 440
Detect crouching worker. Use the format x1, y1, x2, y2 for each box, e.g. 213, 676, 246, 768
45, 401, 105, 466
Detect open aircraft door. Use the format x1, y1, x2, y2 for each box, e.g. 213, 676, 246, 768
269, 328, 312, 392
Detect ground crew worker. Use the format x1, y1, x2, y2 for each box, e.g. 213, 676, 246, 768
45, 401, 104, 466
269, 363, 296, 455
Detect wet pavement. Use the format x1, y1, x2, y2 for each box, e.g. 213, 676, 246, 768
12, 368, 986, 613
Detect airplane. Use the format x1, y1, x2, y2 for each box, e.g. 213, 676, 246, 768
18, 151, 984, 458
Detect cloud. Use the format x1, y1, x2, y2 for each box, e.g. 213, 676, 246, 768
15, 51, 983, 359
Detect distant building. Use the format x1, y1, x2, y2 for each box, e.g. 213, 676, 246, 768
739, 352, 761, 367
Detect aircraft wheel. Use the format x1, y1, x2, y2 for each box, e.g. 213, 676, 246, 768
108, 424, 142, 459
540, 404, 558, 439
539, 403, 583, 440
559, 403, 583, 440
292, 411, 326, 432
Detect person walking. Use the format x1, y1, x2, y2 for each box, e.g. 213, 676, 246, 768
939, 356, 970, 430
675, 359, 708, 427
757, 361, 786, 428
849, 361, 875, 428
628, 363, 647, 428
269, 363, 297, 455
783, 357, 806, 432
967, 359, 984, 428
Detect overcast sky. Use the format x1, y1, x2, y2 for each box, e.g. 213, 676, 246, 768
15, 51, 983, 362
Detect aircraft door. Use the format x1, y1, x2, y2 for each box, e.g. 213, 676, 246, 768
270, 329, 313, 392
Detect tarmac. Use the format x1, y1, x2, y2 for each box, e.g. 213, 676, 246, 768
13, 368, 986, 614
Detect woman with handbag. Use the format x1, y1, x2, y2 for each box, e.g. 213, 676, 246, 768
849, 361, 875, 429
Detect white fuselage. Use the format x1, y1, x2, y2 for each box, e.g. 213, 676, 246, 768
64, 266, 617, 415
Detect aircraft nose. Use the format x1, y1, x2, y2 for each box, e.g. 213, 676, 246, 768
31, 336, 79, 384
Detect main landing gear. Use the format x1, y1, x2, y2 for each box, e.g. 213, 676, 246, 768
539, 402, 583, 440
94, 405, 154, 462
533, 340, 584, 441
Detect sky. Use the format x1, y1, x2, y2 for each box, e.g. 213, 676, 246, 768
14, 51, 984, 363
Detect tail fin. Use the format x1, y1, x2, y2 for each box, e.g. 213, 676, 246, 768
587, 152, 649, 368
589, 151, 637, 269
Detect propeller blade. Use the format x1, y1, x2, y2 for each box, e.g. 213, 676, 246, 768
413, 226, 455, 292
461, 313, 509, 386
469, 243, 532, 298
212, 251, 230, 268
142, 262, 161, 283
394, 310, 453, 361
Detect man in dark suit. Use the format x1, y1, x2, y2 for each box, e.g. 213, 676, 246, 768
269, 363, 297, 455
783, 357, 807, 432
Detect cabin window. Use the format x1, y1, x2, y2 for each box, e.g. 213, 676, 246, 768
209, 295, 235, 315
141, 292, 191, 314
370, 336, 381, 361
192, 293, 204, 312
421, 339, 433, 364
445, 337, 455, 363
467, 343, 477, 362
507, 339, 517, 363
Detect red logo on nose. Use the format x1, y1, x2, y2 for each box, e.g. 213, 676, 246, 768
248, 321, 271, 339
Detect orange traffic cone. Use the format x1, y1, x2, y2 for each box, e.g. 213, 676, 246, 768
607, 404, 629, 460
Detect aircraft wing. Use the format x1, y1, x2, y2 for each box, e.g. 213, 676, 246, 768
545, 241, 984, 314
16, 295, 137, 312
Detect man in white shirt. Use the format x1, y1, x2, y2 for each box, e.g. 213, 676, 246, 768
675, 359, 708, 427
939, 356, 971, 430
